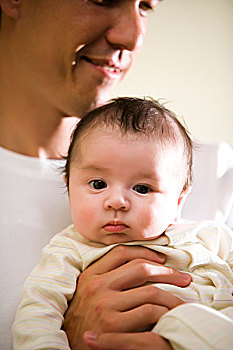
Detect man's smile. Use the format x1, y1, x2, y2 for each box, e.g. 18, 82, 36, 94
81, 56, 121, 74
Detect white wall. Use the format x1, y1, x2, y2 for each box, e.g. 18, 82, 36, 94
113, 0, 233, 146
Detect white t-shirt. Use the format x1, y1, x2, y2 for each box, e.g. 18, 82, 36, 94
0, 140, 232, 349
182, 141, 233, 228
0, 147, 72, 349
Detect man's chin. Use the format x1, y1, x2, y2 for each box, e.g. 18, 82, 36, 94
77, 91, 113, 118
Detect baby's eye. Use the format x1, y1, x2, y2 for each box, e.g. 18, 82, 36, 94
133, 184, 152, 194
89, 180, 107, 190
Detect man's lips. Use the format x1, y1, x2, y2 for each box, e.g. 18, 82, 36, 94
81, 56, 121, 74
103, 221, 129, 233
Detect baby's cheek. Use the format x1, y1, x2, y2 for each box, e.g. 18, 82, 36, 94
138, 208, 155, 230
137, 207, 166, 238
78, 205, 93, 225
71, 204, 90, 230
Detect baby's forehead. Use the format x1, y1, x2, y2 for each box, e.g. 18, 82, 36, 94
75, 125, 184, 164
78, 123, 182, 147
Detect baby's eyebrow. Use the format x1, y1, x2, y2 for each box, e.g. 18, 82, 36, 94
132, 172, 163, 184
79, 164, 109, 172
136, 172, 154, 178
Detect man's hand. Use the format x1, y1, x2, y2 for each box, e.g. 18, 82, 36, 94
63, 245, 191, 349
83, 331, 173, 350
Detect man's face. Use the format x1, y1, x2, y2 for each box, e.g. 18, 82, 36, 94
11, 0, 158, 116
69, 127, 185, 245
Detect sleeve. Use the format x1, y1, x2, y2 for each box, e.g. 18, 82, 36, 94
12, 233, 83, 350
153, 303, 233, 350
153, 223, 233, 350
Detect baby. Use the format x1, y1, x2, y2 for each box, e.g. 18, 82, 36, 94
13, 97, 233, 350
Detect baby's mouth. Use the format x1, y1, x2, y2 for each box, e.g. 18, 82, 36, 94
103, 222, 129, 233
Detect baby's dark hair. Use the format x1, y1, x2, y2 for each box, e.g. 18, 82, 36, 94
65, 97, 193, 191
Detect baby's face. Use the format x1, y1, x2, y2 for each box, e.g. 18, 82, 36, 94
69, 127, 185, 245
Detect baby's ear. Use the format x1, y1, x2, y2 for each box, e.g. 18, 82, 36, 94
178, 185, 192, 206
63, 175, 67, 185
0, 0, 22, 20
176, 185, 192, 221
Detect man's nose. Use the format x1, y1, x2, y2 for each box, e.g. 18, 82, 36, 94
104, 190, 130, 211
105, 6, 146, 51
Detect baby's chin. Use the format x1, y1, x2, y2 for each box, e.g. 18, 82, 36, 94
100, 232, 163, 246
101, 233, 137, 246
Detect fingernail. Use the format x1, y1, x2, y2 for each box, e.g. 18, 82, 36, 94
85, 331, 97, 341
157, 252, 165, 260
184, 274, 191, 281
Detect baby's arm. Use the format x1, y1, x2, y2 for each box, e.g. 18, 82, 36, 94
153, 222, 233, 350
153, 303, 233, 350
12, 232, 82, 350
83, 304, 233, 350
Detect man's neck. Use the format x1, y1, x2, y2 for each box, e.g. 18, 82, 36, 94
0, 42, 79, 159
0, 114, 79, 159
0, 98, 79, 159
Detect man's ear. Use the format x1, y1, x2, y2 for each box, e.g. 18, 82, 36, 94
176, 185, 192, 221
0, 0, 22, 20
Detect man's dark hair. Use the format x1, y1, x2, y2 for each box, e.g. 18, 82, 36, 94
65, 97, 193, 191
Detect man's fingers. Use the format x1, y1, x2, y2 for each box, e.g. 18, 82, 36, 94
117, 284, 184, 311
66, 245, 189, 348
84, 331, 172, 350
64, 245, 189, 350
93, 303, 168, 333
86, 245, 166, 274
116, 304, 169, 332
109, 258, 191, 290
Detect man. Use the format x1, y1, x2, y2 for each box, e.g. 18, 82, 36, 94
0, 1, 191, 349
0, 1, 232, 350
